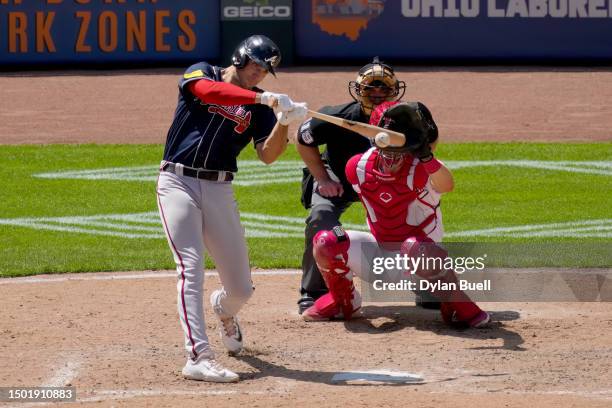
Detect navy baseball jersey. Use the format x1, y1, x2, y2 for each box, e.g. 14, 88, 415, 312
297, 101, 372, 200
163, 61, 277, 173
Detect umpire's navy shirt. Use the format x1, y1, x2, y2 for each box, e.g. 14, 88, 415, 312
163, 62, 277, 173
296, 101, 372, 200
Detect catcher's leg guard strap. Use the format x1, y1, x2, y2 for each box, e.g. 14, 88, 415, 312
313, 227, 358, 319
302, 203, 344, 297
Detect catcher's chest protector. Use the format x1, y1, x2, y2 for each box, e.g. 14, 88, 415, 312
355, 148, 439, 242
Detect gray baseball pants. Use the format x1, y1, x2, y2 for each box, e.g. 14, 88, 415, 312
156, 169, 253, 360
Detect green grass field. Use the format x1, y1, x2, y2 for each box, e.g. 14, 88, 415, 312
0, 143, 610, 277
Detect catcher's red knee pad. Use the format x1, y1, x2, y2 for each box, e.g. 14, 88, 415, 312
401, 235, 442, 259
401, 236, 450, 281
402, 236, 481, 317
401, 235, 460, 304
312, 226, 350, 274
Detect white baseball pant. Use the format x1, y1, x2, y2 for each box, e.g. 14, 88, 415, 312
156, 170, 253, 360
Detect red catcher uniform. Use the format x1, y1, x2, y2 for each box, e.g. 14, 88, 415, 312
304, 146, 487, 327
346, 146, 443, 243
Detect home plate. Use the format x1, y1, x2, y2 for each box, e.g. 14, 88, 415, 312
331, 370, 425, 385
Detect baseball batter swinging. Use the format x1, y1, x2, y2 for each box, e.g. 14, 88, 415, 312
301, 101, 491, 329
156, 35, 307, 383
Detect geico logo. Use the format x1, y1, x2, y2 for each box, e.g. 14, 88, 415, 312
223, 6, 291, 18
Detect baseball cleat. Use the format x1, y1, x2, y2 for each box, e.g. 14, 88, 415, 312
182, 356, 239, 383
302, 303, 342, 321
301, 293, 361, 321
441, 303, 491, 328
297, 295, 315, 315
468, 310, 491, 328
218, 316, 243, 354
210, 290, 243, 354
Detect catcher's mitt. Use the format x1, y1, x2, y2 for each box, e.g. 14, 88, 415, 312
370, 101, 438, 159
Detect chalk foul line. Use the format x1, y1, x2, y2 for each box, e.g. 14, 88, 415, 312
0, 211, 610, 239
32, 160, 612, 186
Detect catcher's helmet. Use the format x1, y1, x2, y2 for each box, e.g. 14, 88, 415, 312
349, 57, 406, 115
232, 35, 281, 77
371, 101, 438, 154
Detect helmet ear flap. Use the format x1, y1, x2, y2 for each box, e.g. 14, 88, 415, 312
232, 45, 249, 69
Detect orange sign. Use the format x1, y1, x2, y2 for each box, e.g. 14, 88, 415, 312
311, 0, 385, 41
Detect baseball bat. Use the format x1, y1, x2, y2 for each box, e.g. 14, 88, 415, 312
307, 109, 405, 147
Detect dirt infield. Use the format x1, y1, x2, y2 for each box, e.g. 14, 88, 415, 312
1, 271, 611, 407
1, 67, 611, 144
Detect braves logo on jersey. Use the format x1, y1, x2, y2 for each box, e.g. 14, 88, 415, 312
207, 105, 253, 134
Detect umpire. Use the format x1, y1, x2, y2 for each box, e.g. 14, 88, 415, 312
296, 57, 406, 314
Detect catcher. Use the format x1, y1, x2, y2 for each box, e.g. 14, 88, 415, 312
301, 101, 491, 328
296, 57, 409, 314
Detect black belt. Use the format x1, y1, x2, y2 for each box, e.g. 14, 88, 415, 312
161, 162, 234, 182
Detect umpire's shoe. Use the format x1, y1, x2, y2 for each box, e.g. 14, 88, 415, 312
414, 290, 441, 310
210, 290, 243, 354
297, 294, 315, 315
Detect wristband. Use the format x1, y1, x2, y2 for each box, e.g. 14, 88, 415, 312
260, 91, 272, 106
422, 157, 442, 174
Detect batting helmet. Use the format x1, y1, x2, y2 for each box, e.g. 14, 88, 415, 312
349, 57, 406, 115
371, 101, 438, 154
232, 35, 281, 77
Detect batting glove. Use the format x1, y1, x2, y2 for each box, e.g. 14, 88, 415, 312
260, 91, 294, 113
277, 102, 308, 126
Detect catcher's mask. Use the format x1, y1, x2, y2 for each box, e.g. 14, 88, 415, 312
349, 57, 406, 115
370, 101, 436, 171
232, 35, 281, 77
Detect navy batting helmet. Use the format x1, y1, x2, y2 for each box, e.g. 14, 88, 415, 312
232, 35, 281, 77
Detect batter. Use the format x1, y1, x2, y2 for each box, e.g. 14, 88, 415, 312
156, 35, 307, 383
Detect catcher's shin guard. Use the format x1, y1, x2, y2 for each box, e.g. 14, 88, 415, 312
303, 290, 362, 321
401, 236, 484, 324
312, 227, 360, 320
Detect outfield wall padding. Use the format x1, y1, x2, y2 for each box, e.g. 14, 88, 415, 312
1, 0, 611, 67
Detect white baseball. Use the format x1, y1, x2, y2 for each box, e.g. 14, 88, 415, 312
375, 132, 390, 148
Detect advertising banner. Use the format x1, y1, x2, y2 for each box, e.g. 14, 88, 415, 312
0, 1, 219, 66
220, 0, 292, 21
295, 0, 612, 60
